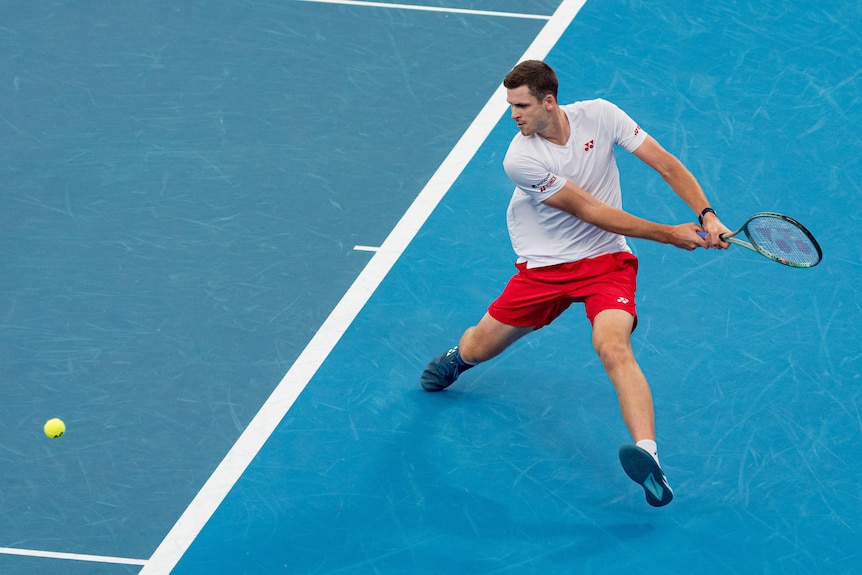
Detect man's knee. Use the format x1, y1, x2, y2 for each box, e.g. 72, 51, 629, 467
459, 315, 531, 364
595, 339, 633, 370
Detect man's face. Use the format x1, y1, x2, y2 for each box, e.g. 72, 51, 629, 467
506, 85, 551, 137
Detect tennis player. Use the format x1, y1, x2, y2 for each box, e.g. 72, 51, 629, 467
420, 60, 730, 507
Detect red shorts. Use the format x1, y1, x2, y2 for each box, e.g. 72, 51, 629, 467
487, 252, 639, 330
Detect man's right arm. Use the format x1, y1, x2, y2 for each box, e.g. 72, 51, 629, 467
542, 181, 707, 251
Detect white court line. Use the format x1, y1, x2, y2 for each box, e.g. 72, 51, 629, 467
299, 0, 551, 20
140, 0, 587, 573
0, 546, 147, 566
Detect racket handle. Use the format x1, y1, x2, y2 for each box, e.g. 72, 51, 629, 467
698, 231, 731, 242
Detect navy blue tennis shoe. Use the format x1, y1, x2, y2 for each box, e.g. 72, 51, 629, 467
420, 346, 474, 392
619, 444, 674, 507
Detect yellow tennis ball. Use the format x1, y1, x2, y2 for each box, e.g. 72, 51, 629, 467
44, 418, 65, 438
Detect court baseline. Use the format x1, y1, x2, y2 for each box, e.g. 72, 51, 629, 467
298, 0, 552, 20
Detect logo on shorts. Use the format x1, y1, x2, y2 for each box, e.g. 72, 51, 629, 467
617, 297, 630, 304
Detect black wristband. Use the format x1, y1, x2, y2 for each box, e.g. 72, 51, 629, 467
698, 207, 716, 226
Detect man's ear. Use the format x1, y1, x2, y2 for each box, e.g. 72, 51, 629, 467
542, 93, 557, 109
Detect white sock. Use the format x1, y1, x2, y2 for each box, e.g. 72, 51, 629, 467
636, 439, 660, 466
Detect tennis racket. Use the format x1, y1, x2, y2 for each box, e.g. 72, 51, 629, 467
697, 212, 822, 268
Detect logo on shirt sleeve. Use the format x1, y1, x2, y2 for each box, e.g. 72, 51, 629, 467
531, 173, 557, 193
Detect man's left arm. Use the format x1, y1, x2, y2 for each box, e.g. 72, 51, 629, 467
632, 135, 730, 249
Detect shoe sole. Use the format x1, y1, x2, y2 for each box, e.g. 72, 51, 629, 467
420, 372, 450, 392
618, 444, 674, 507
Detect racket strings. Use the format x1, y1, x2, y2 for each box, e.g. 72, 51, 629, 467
746, 217, 820, 266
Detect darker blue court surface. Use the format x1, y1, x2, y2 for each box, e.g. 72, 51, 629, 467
2, 1, 860, 574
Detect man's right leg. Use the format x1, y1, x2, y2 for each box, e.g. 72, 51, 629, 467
420, 313, 532, 392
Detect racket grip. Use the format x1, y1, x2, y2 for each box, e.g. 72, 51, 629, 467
697, 231, 708, 239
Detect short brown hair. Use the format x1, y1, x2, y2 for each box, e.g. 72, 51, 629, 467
503, 60, 559, 102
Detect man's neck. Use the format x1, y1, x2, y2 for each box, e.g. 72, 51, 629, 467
539, 106, 570, 146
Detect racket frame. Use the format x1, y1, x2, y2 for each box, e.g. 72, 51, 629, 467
720, 212, 822, 268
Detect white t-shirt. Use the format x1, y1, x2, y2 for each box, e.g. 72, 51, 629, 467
502, 98, 648, 268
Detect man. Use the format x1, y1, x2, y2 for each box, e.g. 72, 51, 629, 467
420, 60, 730, 507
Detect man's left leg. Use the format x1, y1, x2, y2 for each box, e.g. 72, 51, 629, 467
592, 308, 673, 507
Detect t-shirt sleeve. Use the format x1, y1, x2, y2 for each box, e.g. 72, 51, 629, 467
600, 99, 648, 152
502, 148, 566, 200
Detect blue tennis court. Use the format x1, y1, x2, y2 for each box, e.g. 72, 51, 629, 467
1, 1, 860, 573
